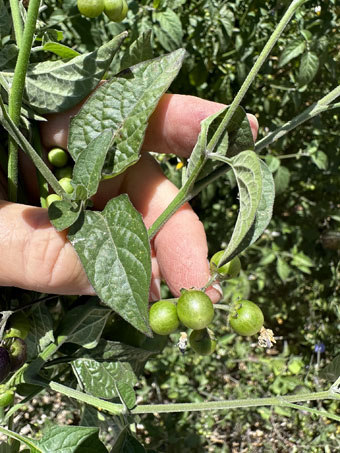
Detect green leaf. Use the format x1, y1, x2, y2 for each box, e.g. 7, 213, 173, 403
118, 31, 154, 73
311, 150, 328, 170
265, 155, 280, 173
78, 339, 155, 374
276, 257, 291, 282
216, 151, 263, 264
68, 49, 185, 178
37, 426, 107, 453
25, 303, 54, 360
72, 358, 137, 403
278, 39, 305, 68
48, 199, 82, 232
72, 130, 113, 199
291, 252, 314, 268
274, 166, 290, 195
57, 299, 111, 349
0, 0, 11, 39
0, 44, 18, 71
67, 195, 151, 335
42, 42, 81, 59
298, 51, 319, 86
153, 10, 183, 52
319, 355, 340, 382
1, 33, 127, 114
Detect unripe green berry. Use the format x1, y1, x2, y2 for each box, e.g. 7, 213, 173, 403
149, 300, 179, 336
229, 300, 264, 336
0, 387, 14, 408
48, 148, 68, 168
177, 290, 214, 330
189, 329, 216, 356
59, 177, 74, 194
104, 0, 128, 22
55, 166, 73, 180
77, 0, 104, 17
46, 194, 62, 207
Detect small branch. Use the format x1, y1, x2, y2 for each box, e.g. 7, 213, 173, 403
255, 86, 340, 153
9, 0, 23, 49
207, 0, 308, 155
7, 0, 41, 201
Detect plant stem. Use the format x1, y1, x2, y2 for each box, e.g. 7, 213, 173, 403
9, 0, 23, 49
49, 381, 123, 415
7, 0, 41, 202
148, 155, 205, 239
131, 390, 333, 414
255, 86, 340, 152
206, 0, 308, 155
0, 97, 67, 198
32, 126, 49, 208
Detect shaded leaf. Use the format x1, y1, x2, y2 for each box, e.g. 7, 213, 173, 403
276, 257, 291, 282
154, 10, 183, 52
311, 150, 328, 170
37, 426, 107, 453
68, 49, 185, 178
319, 355, 340, 382
1, 33, 127, 113
274, 166, 290, 195
67, 195, 151, 335
57, 298, 111, 349
119, 31, 153, 72
48, 199, 82, 232
278, 39, 305, 68
26, 303, 54, 360
298, 51, 319, 86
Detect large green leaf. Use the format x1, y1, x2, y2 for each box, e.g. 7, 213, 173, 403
37, 426, 107, 453
68, 49, 186, 178
216, 151, 263, 264
298, 51, 319, 86
67, 195, 151, 335
57, 299, 111, 349
72, 358, 137, 406
48, 199, 82, 232
278, 39, 305, 68
1, 33, 127, 114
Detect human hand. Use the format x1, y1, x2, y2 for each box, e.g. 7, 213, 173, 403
0, 93, 258, 301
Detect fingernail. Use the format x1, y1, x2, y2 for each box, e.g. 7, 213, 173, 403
150, 278, 161, 301
212, 282, 223, 297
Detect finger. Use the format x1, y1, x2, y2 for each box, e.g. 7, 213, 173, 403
40, 93, 259, 156
0, 201, 94, 295
143, 94, 259, 156
121, 153, 222, 303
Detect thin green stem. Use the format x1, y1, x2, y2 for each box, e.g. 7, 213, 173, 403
207, 0, 308, 155
214, 304, 231, 312
9, 0, 23, 49
32, 127, 49, 208
255, 88, 340, 152
0, 97, 67, 198
49, 382, 123, 415
7, 0, 41, 202
131, 390, 332, 414
148, 155, 205, 239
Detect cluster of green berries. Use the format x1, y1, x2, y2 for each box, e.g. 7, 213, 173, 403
149, 253, 265, 356
77, 0, 128, 22
0, 312, 30, 408
46, 147, 74, 207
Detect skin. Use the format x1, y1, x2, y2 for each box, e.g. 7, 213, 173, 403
0, 93, 258, 302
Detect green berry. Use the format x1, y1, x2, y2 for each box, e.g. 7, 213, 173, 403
229, 300, 264, 336
46, 194, 62, 207
3, 337, 27, 372
55, 166, 73, 180
48, 148, 68, 168
104, 0, 128, 22
4, 312, 30, 340
210, 251, 241, 279
189, 329, 216, 356
0, 387, 14, 408
59, 177, 74, 194
149, 300, 179, 336
77, 0, 104, 17
177, 290, 214, 330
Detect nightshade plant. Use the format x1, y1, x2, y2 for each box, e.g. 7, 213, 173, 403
0, 0, 339, 450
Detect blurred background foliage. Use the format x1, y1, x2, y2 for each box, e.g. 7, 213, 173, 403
2, 0, 340, 450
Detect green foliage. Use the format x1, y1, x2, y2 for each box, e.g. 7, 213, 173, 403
0, 0, 339, 451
